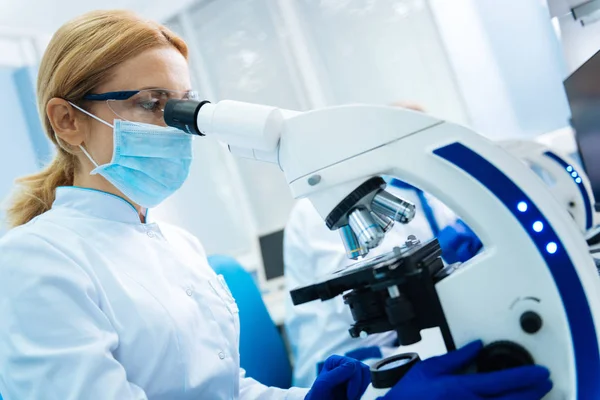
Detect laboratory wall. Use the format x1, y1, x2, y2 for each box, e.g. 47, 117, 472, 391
0, 39, 26, 67
0, 34, 48, 236
430, 0, 572, 139
288, 0, 468, 123
0, 66, 40, 235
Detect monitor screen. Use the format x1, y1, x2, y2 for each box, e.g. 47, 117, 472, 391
259, 229, 285, 281
565, 49, 600, 212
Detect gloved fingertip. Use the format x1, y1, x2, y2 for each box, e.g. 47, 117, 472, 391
341, 361, 357, 372
327, 355, 345, 364
509, 364, 550, 377
322, 354, 346, 371
454, 340, 484, 360
462, 340, 483, 351
538, 366, 551, 379
521, 365, 551, 380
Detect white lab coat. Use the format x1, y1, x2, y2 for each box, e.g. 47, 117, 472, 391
0, 187, 309, 400
284, 186, 456, 388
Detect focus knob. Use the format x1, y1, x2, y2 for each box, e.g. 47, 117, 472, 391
476, 341, 534, 373
520, 311, 543, 334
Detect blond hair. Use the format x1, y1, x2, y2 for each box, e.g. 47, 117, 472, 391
6, 10, 188, 227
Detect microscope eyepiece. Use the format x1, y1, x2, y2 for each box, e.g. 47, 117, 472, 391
164, 99, 211, 136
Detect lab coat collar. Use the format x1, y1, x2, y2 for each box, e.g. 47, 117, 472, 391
53, 186, 150, 224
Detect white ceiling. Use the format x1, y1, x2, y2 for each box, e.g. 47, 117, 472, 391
0, 0, 196, 35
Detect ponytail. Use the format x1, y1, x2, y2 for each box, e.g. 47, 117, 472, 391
6, 150, 75, 227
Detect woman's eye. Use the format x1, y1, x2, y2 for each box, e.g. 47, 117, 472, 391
138, 100, 160, 111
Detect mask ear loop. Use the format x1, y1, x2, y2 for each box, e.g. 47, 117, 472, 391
78, 143, 99, 168
67, 101, 114, 168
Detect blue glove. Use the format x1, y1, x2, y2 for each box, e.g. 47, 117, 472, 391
438, 219, 483, 264
305, 355, 371, 400
380, 341, 552, 400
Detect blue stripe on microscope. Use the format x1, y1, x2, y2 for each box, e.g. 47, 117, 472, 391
434, 142, 600, 398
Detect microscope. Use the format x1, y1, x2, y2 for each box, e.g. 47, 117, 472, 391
165, 100, 600, 399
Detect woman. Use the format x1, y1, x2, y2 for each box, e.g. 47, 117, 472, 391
0, 10, 552, 400
0, 10, 367, 399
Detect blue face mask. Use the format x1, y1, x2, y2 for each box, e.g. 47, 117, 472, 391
69, 102, 194, 208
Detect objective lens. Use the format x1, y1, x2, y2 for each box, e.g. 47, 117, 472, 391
339, 225, 363, 260
371, 211, 394, 232
348, 208, 385, 249
372, 190, 416, 224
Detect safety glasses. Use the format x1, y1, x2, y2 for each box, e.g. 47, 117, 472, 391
83, 89, 199, 126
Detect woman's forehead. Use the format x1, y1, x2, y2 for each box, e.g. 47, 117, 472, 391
97, 47, 191, 93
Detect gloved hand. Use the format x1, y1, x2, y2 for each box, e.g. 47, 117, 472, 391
305, 355, 371, 400
379, 341, 552, 400
438, 219, 483, 264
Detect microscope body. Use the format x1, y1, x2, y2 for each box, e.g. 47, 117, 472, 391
166, 101, 600, 399
277, 105, 600, 399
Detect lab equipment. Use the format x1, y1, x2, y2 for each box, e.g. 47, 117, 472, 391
164, 100, 600, 399
500, 140, 596, 234
369, 352, 420, 391
380, 179, 478, 265
284, 191, 453, 387
259, 230, 286, 282
376, 341, 552, 400
337, 187, 417, 259
70, 102, 193, 208
305, 355, 371, 400
564, 49, 600, 213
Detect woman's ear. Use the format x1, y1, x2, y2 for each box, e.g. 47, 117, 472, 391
47, 98, 86, 146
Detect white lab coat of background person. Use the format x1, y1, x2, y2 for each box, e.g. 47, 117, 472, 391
284, 183, 456, 388
0, 187, 309, 400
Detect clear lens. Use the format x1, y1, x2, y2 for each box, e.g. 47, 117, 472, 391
377, 357, 412, 371
107, 89, 198, 126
